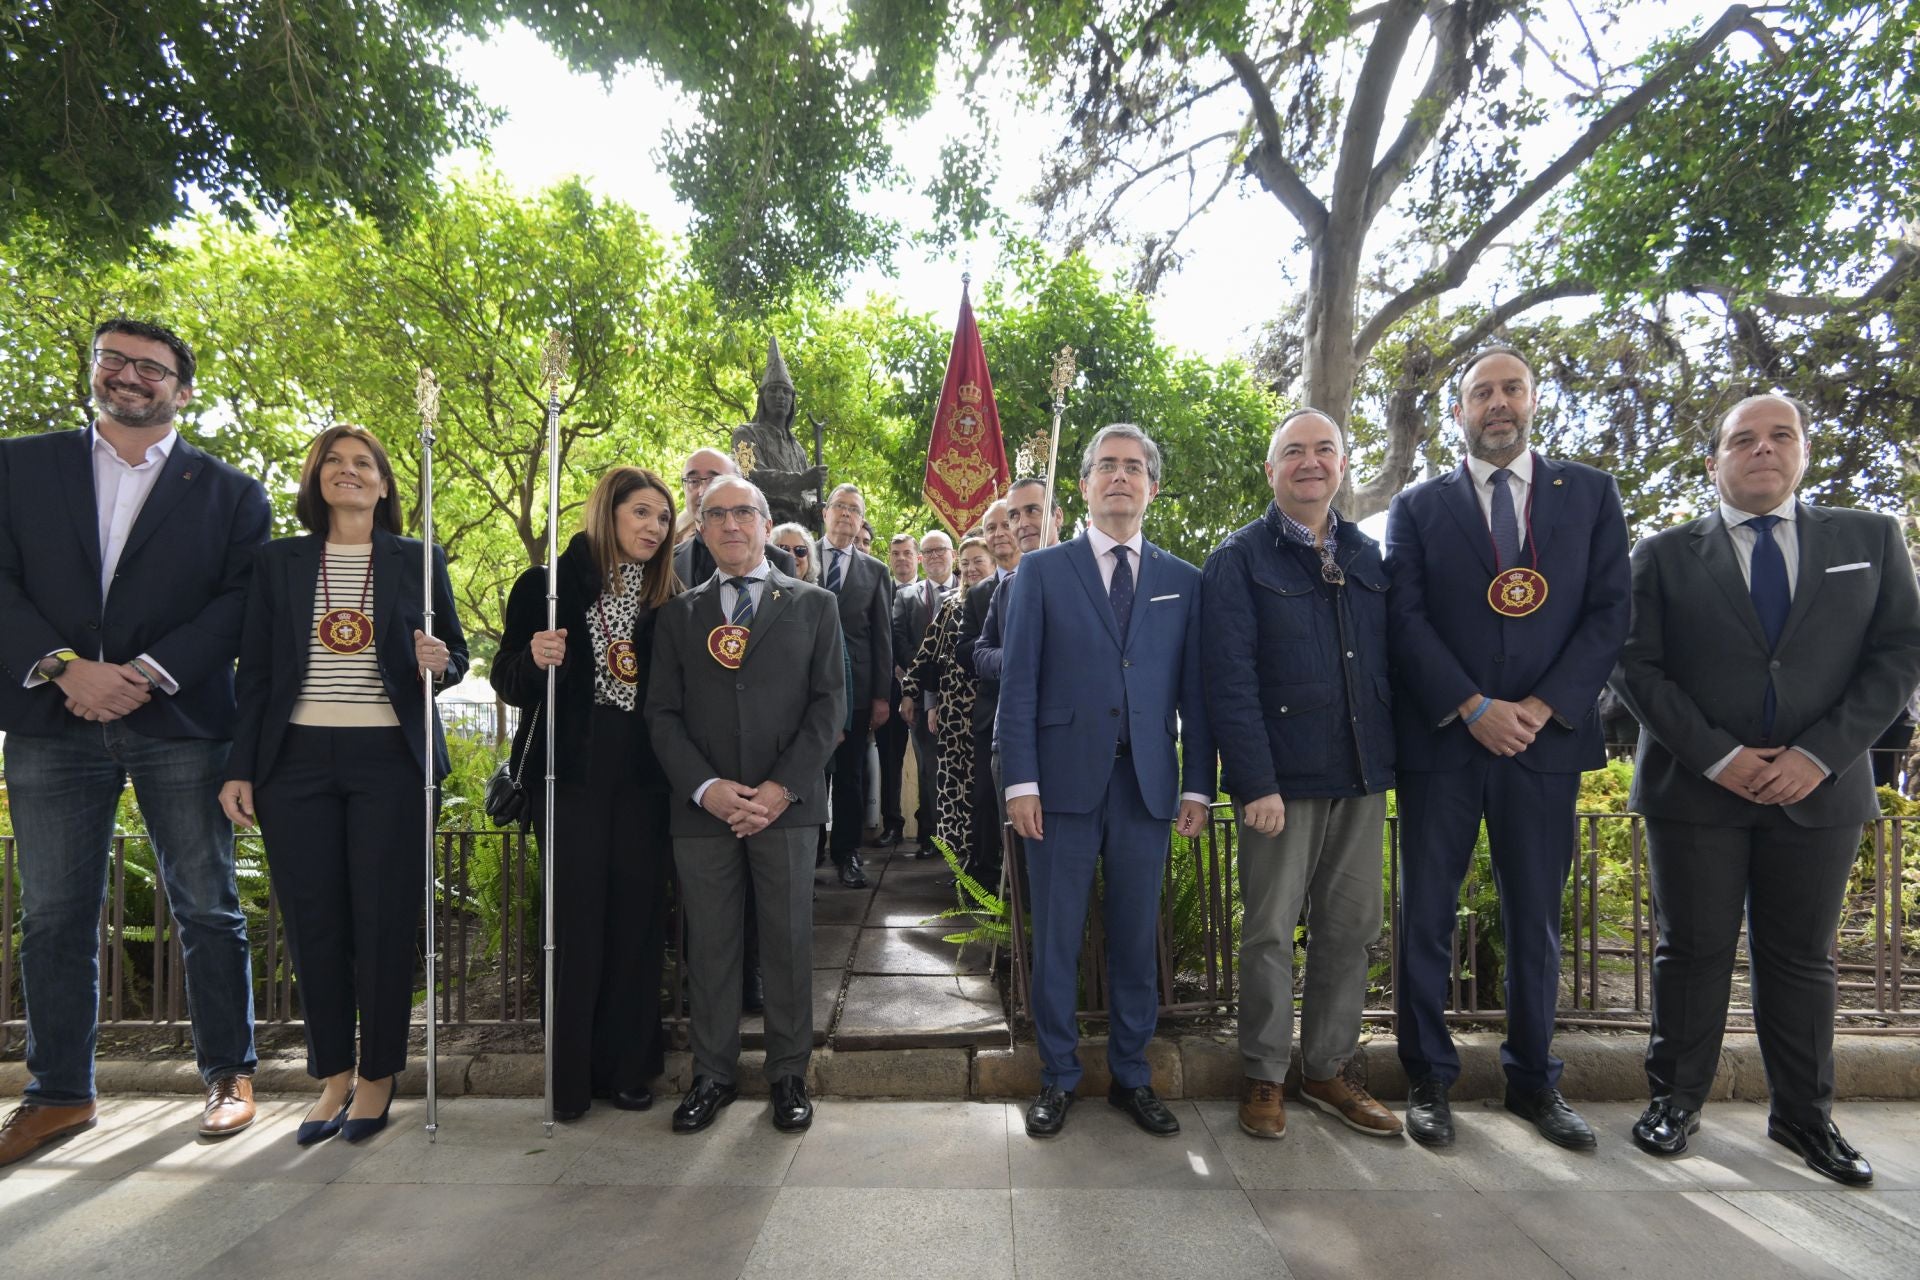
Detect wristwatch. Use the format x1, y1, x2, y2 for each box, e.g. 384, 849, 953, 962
782, 787, 802, 806
36, 649, 80, 681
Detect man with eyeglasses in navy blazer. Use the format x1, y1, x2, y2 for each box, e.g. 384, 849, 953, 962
0, 318, 270, 1168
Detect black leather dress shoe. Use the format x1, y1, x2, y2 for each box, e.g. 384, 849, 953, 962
837, 856, 869, 889
1768, 1115, 1873, 1185
1108, 1083, 1181, 1136
1505, 1085, 1596, 1150
1631, 1099, 1699, 1157
1025, 1085, 1073, 1138
876, 827, 902, 848
672, 1077, 739, 1134
611, 1086, 654, 1112
770, 1076, 814, 1132
1405, 1077, 1454, 1147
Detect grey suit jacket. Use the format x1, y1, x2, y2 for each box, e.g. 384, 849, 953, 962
1614, 503, 1920, 827
816, 539, 893, 707
646, 565, 847, 837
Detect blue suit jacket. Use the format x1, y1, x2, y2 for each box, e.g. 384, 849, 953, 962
0, 427, 271, 739
998, 533, 1214, 819
1384, 455, 1630, 774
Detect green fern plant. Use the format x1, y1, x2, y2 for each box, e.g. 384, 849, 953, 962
921, 836, 1011, 948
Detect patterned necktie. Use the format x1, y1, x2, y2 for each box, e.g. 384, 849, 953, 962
1110, 544, 1134, 640
1746, 514, 1790, 735
728, 576, 755, 627
825, 547, 844, 592
1489, 468, 1520, 569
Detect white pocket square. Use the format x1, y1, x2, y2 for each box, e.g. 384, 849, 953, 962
1827, 562, 1871, 573
1149, 593, 1181, 602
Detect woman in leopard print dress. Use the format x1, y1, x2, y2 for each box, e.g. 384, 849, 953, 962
901, 537, 997, 865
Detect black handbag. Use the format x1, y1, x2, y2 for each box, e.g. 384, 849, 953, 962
484, 704, 540, 829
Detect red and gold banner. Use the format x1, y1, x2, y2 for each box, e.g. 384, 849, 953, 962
922, 281, 1011, 535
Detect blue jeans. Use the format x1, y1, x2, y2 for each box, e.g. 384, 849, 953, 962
6, 720, 257, 1104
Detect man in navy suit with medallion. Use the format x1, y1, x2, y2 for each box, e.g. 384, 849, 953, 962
1384, 347, 1630, 1150
1000, 423, 1214, 1139
0, 319, 270, 1167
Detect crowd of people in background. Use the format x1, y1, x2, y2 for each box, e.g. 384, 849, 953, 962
5, 319, 1919, 1197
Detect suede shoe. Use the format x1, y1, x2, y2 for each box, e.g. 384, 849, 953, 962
770, 1076, 814, 1132
1768, 1115, 1873, 1186
200, 1074, 256, 1138
1025, 1085, 1073, 1138
1238, 1077, 1286, 1140
672, 1077, 738, 1134
1301, 1064, 1403, 1138
1108, 1082, 1180, 1136
1405, 1077, 1454, 1147
0, 1101, 97, 1168
1505, 1085, 1596, 1150
1631, 1099, 1700, 1157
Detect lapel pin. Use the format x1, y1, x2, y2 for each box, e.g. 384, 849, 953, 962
180, 470, 194, 480
1552, 478, 1563, 486
771, 590, 782, 600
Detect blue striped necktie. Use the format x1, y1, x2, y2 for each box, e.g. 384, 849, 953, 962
728, 577, 755, 627
825, 547, 844, 592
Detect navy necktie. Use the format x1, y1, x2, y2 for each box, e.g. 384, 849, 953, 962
825, 547, 844, 592
1110, 544, 1134, 640
728, 576, 755, 627
1747, 514, 1790, 735
1489, 468, 1520, 569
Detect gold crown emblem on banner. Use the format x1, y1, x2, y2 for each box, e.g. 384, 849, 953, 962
957, 382, 984, 406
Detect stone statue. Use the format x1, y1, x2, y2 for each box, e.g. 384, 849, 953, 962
731, 335, 828, 532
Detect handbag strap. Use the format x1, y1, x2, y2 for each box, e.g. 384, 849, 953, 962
509, 702, 541, 787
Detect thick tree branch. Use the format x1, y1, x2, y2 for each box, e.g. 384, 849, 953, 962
1437, 279, 1599, 364
1330, 0, 1429, 234
1687, 241, 1918, 315
1364, 1, 1474, 226
1225, 49, 1327, 240
1353, 3, 1760, 363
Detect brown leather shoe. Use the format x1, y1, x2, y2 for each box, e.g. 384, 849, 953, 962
0, 1101, 98, 1168
200, 1075, 257, 1137
1239, 1077, 1287, 1139
1301, 1063, 1404, 1137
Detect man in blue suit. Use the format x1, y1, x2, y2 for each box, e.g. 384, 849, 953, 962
1384, 348, 1630, 1150
1000, 423, 1214, 1139
0, 319, 270, 1169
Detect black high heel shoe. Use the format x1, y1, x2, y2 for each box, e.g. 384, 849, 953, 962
341, 1081, 394, 1143
295, 1088, 354, 1147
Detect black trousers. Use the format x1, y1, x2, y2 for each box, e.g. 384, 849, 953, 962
256, 725, 424, 1081
1644, 813, 1858, 1125
535, 706, 671, 1112
909, 714, 937, 840
829, 707, 874, 861
969, 727, 1003, 880
876, 701, 909, 831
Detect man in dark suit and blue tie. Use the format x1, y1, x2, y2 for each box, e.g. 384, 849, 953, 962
1385, 347, 1630, 1150
1614, 394, 1920, 1183
816, 483, 892, 888
1000, 424, 1213, 1139
0, 319, 270, 1168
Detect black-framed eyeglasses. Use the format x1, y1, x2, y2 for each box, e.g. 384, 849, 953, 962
94, 348, 179, 383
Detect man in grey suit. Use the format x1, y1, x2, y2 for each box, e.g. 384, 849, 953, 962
817, 482, 892, 888
648, 476, 846, 1134
1614, 393, 1920, 1183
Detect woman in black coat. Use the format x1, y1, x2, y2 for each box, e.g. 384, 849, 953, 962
220, 424, 468, 1145
490, 465, 680, 1119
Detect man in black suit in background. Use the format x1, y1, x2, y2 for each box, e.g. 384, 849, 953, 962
0, 319, 270, 1168
875, 531, 921, 848
895, 529, 955, 854
817, 483, 892, 888
1614, 394, 1920, 1183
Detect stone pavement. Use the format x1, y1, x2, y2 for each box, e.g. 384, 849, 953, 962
4, 1094, 1919, 1279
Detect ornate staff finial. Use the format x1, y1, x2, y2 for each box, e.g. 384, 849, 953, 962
1014, 429, 1051, 477
540, 330, 569, 397
733, 439, 757, 475
1049, 345, 1077, 411
415, 367, 441, 432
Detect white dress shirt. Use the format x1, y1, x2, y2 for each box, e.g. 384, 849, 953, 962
696, 560, 773, 806
1464, 450, 1534, 551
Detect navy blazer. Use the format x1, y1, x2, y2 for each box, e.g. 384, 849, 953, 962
228, 531, 469, 785
0, 427, 270, 739
998, 533, 1215, 820
816, 539, 894, 707
1384, 455, 1630, 774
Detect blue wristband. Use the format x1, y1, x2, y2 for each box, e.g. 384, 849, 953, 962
1463, 696, 1492, 725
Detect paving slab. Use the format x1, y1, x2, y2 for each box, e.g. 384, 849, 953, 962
1408, 1099, 1702, 1192
1249, 1189, 1568, 1280
1488, 1188, 1854, 1280
1712, 1190, 1920, 1280
833, 973, 1008, 1049
1193, 1100, 1472, 1191
809, 886, 876, 925
1010, 1187, 1286, 1279
738, 981, 839, 1047
850, 925, 990, 976
1006, 1100, 1237, 1190
812, 924, 860, 970
783, 1099, 1010, 1188
557, 1106, 803, 1186
334, 1096, 612, 1184
738, 1186, 1015, 1280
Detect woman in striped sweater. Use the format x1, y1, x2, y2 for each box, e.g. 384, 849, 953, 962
221, 424, 468, 1145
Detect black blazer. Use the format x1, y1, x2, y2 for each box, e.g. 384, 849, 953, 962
1615, 503, 1920, 827
815, 539, 893, 707
228, 530, 469, 785
0, 427, 270, 739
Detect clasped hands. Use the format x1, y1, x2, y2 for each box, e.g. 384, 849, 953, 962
58, 657, 152, 722
1462, 693, 1552, 758
1716, 745, 1824, 807
702, 779, 792, 837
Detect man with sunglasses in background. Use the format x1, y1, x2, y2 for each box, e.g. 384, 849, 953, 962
0, 319, 270, 1167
